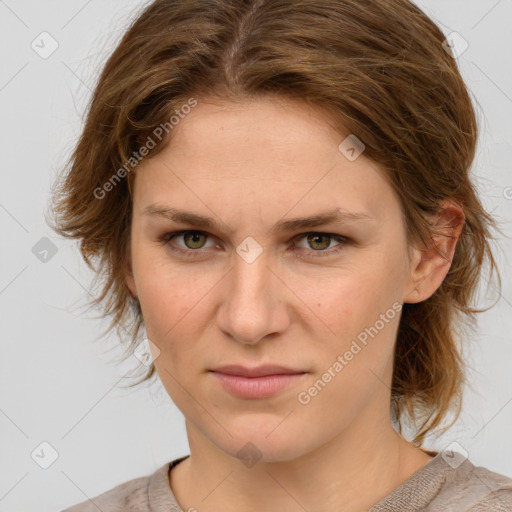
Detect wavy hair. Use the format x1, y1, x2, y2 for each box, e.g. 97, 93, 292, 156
48, 0, 503, 446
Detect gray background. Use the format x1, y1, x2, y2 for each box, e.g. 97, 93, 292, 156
0, 1, 511, 510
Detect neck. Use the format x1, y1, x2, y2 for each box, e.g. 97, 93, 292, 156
169, 402, 433, 512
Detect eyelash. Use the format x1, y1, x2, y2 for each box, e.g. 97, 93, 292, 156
158, 230, 348, 259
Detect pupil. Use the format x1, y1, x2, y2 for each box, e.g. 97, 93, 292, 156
186, 232, 203, 248
310, 234, 329, 250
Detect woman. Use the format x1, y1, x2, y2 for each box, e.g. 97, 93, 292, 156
51, 0, 512, 510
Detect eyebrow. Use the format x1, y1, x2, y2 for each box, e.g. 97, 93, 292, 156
142, 205, 373, 234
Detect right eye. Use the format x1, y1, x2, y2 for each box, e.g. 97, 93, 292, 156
160, 230, 218, 256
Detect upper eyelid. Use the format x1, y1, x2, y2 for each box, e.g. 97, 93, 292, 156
166, 230, 346, 245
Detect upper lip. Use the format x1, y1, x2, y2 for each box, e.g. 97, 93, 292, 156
209, 365, 306, 377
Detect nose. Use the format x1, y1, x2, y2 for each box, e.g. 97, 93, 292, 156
216, 249, 291, 345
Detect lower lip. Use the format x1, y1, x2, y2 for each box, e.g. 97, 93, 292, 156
210, 372, 307, 399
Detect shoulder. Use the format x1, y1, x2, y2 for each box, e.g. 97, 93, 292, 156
428, 456, 512, 511
370, 451, 512, 511
60, 466, 162, 512
466, 488, 512, 511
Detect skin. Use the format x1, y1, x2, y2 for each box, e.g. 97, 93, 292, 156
124, 94, 464, 512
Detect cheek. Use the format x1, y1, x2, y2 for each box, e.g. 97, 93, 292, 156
294, 275, 401, 428
133, 244, 204, 323
298, 261, 404, 386
134, 263, 218, 363
304, 269, 396, 337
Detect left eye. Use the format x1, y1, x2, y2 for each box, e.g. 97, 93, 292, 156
160, 230, 348, 258
293, 233, 345, 253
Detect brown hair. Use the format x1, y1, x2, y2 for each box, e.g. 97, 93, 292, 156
48, 0, 503, 446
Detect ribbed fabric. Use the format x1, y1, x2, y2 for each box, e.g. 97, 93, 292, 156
62, 452, 512, 511
368, 451, 512, 511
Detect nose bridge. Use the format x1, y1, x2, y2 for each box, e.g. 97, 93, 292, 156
219, 245, 287, 344
233, 250, 270, 304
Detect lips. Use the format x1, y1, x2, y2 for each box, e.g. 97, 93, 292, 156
209, 364, 305, 377
208, 364, 308, 399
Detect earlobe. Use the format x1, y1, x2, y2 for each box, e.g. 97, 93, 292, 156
403, 200, 465, 304
124, 234, 138, 300
124, 264, 138, 300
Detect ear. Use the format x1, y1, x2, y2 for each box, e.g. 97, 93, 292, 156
124, 256, 138, 300
403, 199, 465, 304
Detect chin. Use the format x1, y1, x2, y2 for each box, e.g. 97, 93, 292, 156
207, 414, 316, 464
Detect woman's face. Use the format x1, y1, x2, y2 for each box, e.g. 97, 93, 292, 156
125, 95, 425, 462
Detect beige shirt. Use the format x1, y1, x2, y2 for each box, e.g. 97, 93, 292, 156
62, 451, 512, 511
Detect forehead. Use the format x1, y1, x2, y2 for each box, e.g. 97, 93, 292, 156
133, 96, 400, 225
164, 96, 344, 170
